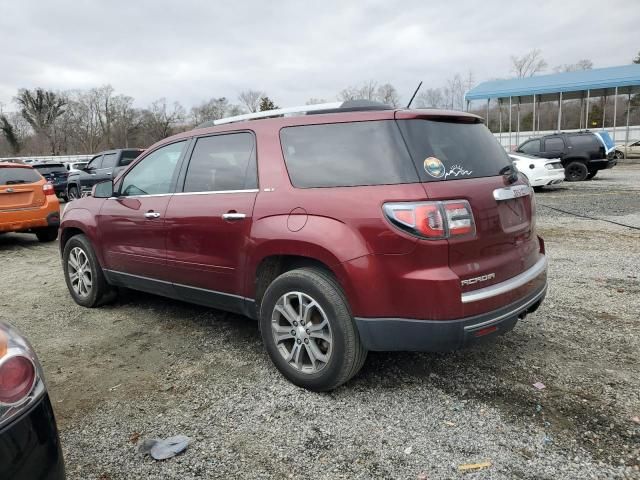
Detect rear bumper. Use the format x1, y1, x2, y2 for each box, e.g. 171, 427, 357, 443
529, 170, 564, 187
588, 158, 617, 170
0, 202, 60, 233
0, 393, 65, 480
355, 281, 546, 352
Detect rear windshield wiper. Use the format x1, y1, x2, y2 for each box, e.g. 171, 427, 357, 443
499, 165, 519, 184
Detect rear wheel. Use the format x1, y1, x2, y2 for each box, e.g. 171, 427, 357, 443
63, 234, 115, 307
565, 161, 588, 182
586, 171, 598, 180
260, 268, 367, 391
67, 185, 80, 201
35, 227, 58, 242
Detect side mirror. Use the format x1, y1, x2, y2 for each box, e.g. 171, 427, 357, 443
93, 180, 114, 198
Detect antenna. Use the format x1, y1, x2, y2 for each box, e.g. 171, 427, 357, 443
406, 81, 423, 108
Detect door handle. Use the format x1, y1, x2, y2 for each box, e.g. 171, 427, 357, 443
222, 212, 246, 220
144, 212, 161, 219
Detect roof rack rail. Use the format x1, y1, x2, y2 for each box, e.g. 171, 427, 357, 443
196, 100, 392, 128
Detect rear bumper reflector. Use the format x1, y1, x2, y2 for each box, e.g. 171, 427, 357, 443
461, 256, 547, 304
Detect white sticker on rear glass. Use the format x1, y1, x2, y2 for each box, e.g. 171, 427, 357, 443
444, 164, 473, 180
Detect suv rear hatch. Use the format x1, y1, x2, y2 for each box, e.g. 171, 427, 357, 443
395, 112, 544, 316
0, 166, 46, 210
33, 163, 67, 185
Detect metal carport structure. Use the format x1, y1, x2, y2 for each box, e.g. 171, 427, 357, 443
464, 64, 640, 150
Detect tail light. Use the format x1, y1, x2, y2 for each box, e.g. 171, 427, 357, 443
383, 200, 475, 239
43, 183, 56, 196
0, 323, 45, 427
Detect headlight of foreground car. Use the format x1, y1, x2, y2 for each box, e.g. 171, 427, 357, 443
0, 322, 46, 428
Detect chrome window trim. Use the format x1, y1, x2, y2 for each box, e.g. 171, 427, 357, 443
461, 256, 547, 304
107, 193, 172, 200
174, 189, 259, 196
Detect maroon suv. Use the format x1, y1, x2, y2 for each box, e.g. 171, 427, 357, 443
59, 101, 547, 391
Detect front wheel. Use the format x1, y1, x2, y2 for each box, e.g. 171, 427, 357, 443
260, 268, 367, 391
67, 185, 80, 201
614, 151, 624, 160
62, 234, 115, 307
565, 161, 588, 182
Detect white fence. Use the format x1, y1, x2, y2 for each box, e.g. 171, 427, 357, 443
495, 125, 640, 150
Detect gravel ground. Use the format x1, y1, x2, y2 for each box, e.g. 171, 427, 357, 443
0, 165, 639, 479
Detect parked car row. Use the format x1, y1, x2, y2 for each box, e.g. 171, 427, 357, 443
515, 130, 617, 182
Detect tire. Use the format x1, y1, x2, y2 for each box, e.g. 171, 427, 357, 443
533, 186, 544, 192
35, 227, 58, 242
564, 161, 588, 182
586, 171, 597, 180
67, 185, 80, 201
614, 151, 624, 160
62, 234, 115, 307
260, 268, 367, 391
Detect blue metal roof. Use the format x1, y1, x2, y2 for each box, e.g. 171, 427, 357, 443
465, 64, 640, 101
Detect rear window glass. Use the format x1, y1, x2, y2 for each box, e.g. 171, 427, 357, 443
569, 135, 598, 149
397, 119, 512, 181
120, 150, 142, 166
0, 167, 41, 185
33, 164, 66, 174
280, 121, 418, 188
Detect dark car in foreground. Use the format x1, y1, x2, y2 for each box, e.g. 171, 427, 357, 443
66, 149, 143, 200
0, 321, 65, 479
59, 101, 547, 391
515, 131, 616, 181
33, 163, 69, 201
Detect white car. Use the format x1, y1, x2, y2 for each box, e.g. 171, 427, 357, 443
509, 153, 564, 190
66, 161, 88, 172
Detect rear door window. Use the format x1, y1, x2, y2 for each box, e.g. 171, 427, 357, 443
397, 119, 512, 181
183, 133, 257, 192
544, 137, 565, 153
0, 168, 42, 185
280, 121, 418, 188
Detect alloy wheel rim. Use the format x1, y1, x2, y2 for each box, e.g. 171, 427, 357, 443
271, 291, 332, 374
69, 188, 79, 200
68, 247, 92, 297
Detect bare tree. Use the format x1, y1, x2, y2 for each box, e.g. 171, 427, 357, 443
553, 59, 593, 73
0, 115, 20, 153
142, 98, 185, 142
15, 88, 67, 154
415, 88, 444, 108
376, 83, 400, 107
238, 90, 264, 113
191, 97, 243, 126
510, 49, 548, 78
339, 81, 378, 102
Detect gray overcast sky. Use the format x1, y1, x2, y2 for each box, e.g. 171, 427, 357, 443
0, 0, 638, 111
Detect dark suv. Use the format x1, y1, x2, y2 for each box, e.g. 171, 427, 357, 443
59, 102, 547, 391
32, 162, 69, 201
516, 131, 616, 181
66, 148, 143, 200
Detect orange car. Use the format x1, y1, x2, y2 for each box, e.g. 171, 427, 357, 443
0, 162, 60, 242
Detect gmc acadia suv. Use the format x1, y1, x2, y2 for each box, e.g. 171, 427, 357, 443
59, 101, 548, 391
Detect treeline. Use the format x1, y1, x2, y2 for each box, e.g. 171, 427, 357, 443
0, 87, 281, 157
